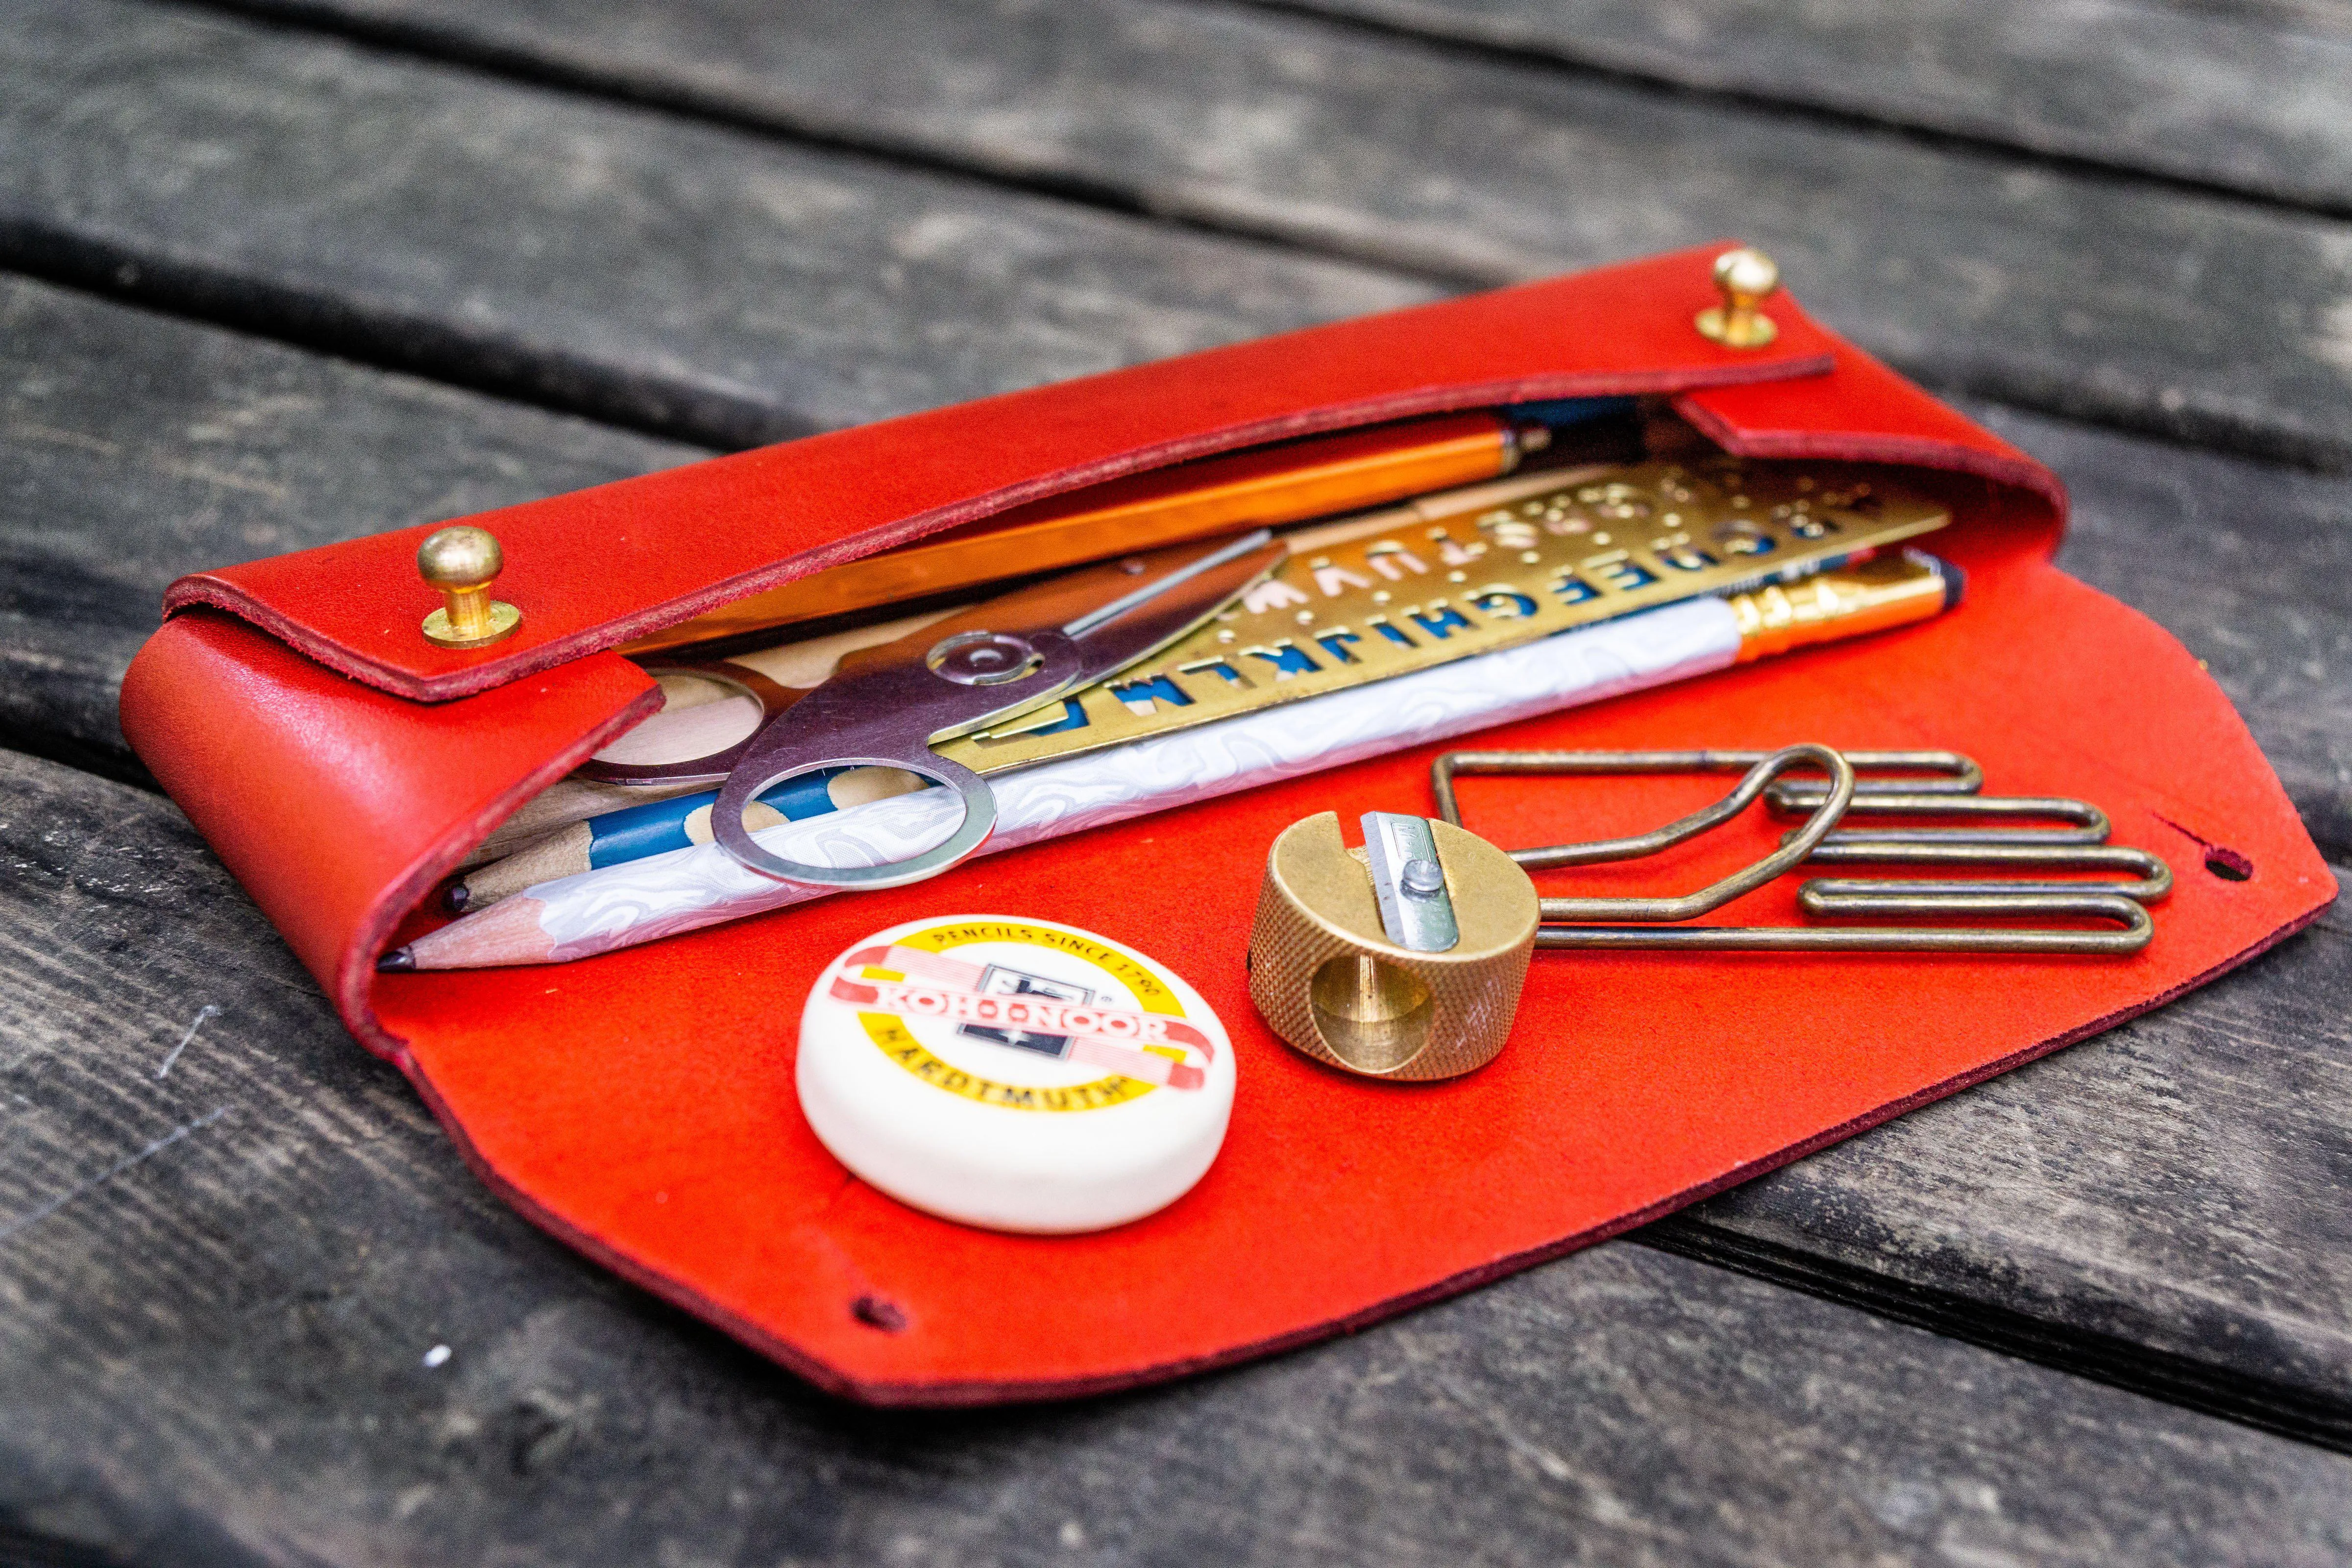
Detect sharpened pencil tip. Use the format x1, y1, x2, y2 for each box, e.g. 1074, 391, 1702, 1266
376, 946, 416, 973
444, 882, 470, 913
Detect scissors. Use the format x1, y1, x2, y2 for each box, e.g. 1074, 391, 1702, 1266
625, 530, 1285, 889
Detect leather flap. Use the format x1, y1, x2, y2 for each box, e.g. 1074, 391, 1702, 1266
159, 244, 1855, 701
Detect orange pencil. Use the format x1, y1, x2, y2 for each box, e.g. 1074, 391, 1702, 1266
622, 411, 1544, 655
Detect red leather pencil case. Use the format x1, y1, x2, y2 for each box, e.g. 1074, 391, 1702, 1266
121, 244, 2335, 1405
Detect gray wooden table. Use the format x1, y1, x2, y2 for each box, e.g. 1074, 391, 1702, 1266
4, 2, 2351, 1563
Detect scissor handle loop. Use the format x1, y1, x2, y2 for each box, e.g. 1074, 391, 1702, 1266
710, 750, 996, 889
574, 661, 801, 786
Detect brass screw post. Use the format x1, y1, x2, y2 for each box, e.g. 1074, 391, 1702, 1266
1695, 246, 1780, 349
418, 525, 522, 648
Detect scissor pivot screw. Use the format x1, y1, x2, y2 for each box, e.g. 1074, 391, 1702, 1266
418, 525, 521, 648
928, 630, 1043, 686
1695, 246, 1780, 349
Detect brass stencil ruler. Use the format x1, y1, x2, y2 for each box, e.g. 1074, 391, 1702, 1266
936, 460, 1949, 774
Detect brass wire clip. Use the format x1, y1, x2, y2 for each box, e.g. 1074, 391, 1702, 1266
1429, 747, 2168, 955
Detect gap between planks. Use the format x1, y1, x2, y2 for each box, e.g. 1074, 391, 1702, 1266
1219, 0, 2352, 223
14, 0, 2349, 472
1636, 1219, 2352, 1456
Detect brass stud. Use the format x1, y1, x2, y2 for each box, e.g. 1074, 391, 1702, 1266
1695, 246, 1780, 349
417, 525, 522, 648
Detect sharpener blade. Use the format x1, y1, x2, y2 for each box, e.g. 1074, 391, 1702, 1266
1362, 811, 1461, 953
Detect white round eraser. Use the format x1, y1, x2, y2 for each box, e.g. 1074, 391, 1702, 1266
797, 915, 1236, 1235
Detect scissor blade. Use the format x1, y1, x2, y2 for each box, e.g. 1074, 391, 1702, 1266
833, 530, 1283, 685
1060, 530, 1276, 640
1055, 530, 1286, 683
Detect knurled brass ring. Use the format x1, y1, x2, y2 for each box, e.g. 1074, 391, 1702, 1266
1248, 811, 1538, 1081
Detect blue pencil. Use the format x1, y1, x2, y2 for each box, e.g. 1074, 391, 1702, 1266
448, 768, 935, 909
585, 770, 857, 866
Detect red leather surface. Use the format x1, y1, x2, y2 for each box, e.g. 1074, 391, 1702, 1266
163, 244, 1836, 700
1678, 346, 2064, 511
123, 253, 2334, 1405
121, 625, 659, 1048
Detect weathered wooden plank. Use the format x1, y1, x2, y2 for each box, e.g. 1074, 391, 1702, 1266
0, 0, 1427, 451
5, 748, 2350, 1566
1272, 0, 2352, 212
2015, 400, 2352, 862
181, 0, 2352, 466
22, 277, 2335, 851
0, 273, 702, 774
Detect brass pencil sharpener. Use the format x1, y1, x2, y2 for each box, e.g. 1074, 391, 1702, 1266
1248, 811, 1540, 1081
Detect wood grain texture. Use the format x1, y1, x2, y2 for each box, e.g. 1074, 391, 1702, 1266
0, 274, 701, 776
2013, 400, 2352, 863
0, 0, 1428, 451
4, 750, 2350, 1567
7, 0, 2352, 1556
193, 0, 2352, 467
1266, 0, 2352, 211
7, 0, 2352, 1527
11, 263, 2346, 856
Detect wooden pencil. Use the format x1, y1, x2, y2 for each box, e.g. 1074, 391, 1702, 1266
384, 597, 1742, 972
618, 412, 1545, 655
448, 766, 928, 910
379, 894, 556, 970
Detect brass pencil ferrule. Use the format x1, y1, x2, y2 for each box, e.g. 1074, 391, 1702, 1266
1729, 550, 1956, 662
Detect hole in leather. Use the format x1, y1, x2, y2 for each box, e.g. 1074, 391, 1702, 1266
2204, 848, 2254, 881
1310, 953, 1433, 1074
852, 1294, 909, 1332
